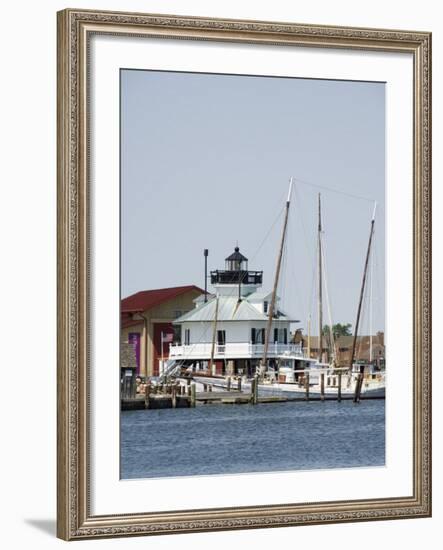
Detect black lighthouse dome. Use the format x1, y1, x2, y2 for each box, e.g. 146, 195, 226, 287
210, 246, 263, 286
225, 246, 248, 272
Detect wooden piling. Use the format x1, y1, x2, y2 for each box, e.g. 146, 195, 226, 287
337, 372, 342, 402
305, 373, 310, 401
320, 373, 325, 401
144, 383, 151, 409
250, 376, 258, 404
190, 383, 196, 408
171, 384, 177, 408
353, 374, 363, 403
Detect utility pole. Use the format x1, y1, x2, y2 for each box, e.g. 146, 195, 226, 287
204, 249, 208, 302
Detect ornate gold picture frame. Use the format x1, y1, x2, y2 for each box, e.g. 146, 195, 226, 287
57, 8, 431, 540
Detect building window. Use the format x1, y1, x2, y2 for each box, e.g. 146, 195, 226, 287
173, 325, 181, 344
253, 328, 265, 344
273, 328, 288, 344
217, 330, 226, 345
185, 329, 190, 345
263, 301, 268, 314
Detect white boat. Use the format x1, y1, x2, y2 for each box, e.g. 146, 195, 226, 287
192, 362, 385, 399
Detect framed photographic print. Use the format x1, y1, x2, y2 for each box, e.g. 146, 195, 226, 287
57, 8, 431, 540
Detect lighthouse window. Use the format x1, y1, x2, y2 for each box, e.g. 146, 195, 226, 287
184, 329, 190, 345
263, 301, 268, 313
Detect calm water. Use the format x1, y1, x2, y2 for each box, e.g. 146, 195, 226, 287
120, 400, 385, 479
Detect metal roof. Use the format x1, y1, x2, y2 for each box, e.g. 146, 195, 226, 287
175, 295, 295, 323
246, 290, 273, 301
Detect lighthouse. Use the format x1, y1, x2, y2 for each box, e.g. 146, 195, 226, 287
169, 246, 302, 377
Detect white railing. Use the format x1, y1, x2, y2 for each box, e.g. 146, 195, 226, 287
169, 342, 304, 359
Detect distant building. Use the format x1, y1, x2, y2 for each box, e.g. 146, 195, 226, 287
121, 285, 205, 377
293, 331, 385, 366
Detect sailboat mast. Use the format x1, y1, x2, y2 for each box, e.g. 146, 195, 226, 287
307, 317, 311, 358
261, 178, 293, 372
349, 202, 377, 370
369, 245, 373, 363
317, 193, 323, 364
209, 296, 219, 374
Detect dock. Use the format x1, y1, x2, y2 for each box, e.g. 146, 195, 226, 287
121, 377, 384, 410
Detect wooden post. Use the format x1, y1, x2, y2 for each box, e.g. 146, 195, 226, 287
250, 376, 258, 404
144, 383, 151, 409
171, 384, 177, 408
337, 372, 342, 402
305, 373, 310, 401
190, 383, 196, 408
320, 373, 325, 401
353, 367, 364, 403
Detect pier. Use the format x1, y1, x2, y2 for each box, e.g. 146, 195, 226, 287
121, 376, 383, 410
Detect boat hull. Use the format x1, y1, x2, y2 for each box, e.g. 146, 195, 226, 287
192, 376, 385, 399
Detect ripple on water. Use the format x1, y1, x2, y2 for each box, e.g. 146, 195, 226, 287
120, 400, 385, 479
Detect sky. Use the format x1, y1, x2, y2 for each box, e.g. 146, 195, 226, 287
121, 69, 385, 335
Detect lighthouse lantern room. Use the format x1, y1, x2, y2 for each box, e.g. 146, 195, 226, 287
210, 246, 263, 297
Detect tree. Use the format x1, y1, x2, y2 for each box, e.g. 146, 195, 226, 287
322, 323, 352, 337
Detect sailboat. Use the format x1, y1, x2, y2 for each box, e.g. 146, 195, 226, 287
255, 187, 385, 398
253, 189, 385, 398
175, 177, 385, 398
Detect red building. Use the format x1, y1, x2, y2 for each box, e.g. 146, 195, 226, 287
121, 285, 205, 377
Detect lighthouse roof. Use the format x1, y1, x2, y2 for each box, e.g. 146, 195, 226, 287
225, 246, 248, 263
174, 295, 296, 323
